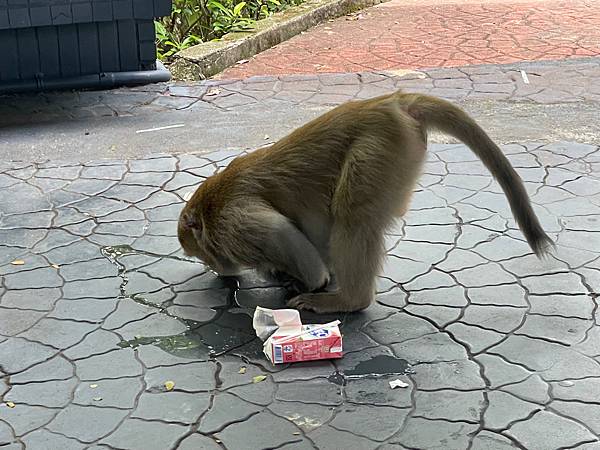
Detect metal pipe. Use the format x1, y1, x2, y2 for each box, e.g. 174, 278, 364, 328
0, 61, 171, 94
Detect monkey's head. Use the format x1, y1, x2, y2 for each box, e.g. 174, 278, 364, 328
178, 198, 229, 274
177, 206, 202, 257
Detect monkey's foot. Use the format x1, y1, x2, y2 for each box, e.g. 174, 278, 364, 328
287, 292, 365, 314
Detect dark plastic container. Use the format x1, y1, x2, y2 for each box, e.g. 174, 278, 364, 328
0, 0, 172, 93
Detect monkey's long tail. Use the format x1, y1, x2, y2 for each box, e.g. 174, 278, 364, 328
398, 92, 553, 257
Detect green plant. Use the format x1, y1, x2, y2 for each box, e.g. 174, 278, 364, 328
155, 0, 305, 62
155, 1, 207, 60
207, 0, 255, 34
155, 21, 201, 59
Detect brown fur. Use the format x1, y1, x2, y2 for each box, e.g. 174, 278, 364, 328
178, 91, 553, 313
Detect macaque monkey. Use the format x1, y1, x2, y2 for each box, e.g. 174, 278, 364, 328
178, 90, 553, 313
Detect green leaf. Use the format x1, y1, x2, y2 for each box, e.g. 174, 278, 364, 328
233, 1, 246, 16
208, 0, 230, 14
182, 35, 202, 47
154, 20, 167, 35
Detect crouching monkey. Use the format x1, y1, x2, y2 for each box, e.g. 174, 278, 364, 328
178, 91, 553, 313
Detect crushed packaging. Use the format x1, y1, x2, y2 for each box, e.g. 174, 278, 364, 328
252, 307, 343, 364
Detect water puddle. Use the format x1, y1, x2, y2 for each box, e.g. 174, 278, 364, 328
328, 355, 413, 385
101, 245, 412, 374
345, 355, 413, 378
117, 300, 257, 359
101, 245, 259, 359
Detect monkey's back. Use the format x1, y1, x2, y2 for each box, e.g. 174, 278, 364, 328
226, 93, 410, 215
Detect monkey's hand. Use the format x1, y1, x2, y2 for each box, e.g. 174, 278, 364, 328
266, 268, 293, 282
288, 292, 364, 314
258, 268, 306, 295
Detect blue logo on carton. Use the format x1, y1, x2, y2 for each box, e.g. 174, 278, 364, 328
308, 328, 330, 338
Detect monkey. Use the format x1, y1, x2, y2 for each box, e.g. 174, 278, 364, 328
177, 90, 553, 314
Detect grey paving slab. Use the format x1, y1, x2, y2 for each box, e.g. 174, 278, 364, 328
507, 410, 597, 450
2, 71, 600, 449
2, 59, 600, 162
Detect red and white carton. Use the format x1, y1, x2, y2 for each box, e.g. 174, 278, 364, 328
252, 307, 343, 365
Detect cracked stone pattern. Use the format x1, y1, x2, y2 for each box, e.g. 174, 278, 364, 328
1, 141, 600, 449
3, 59, 600, 129
218, 0, 600, 78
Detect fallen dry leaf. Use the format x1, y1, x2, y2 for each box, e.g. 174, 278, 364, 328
164, 380, 175, 391
51, 264, 60, 269
10, 260, 25, 265
346, 13, 365, 21
205, 87, 222, 96
385, 68, 426, 79
238, 367, 247, 374
5, 402, 15, 408
252, 375, 267, 384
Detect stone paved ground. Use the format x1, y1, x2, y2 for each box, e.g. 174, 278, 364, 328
3, 58, 600, 161
2, 139, 600, 449
3, 1, 600, 448
219, 0, 600, 79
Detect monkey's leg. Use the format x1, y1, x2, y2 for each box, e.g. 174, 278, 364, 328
287, 130, 409, 314
287, 223, 383, 313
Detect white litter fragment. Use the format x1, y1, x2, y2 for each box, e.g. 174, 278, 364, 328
136, 124, 185, 134
559, 380, 574, 387
520, 70, 530, 84
389, 379, 409, 389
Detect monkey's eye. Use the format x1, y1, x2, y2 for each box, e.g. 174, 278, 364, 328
181, 212, 200, 230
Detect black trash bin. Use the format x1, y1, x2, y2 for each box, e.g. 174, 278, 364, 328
0, 0, 172, 93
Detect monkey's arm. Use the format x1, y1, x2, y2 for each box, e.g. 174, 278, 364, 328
240, 207, 330, 292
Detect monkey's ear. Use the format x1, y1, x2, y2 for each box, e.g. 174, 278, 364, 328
182, 212, 201, 230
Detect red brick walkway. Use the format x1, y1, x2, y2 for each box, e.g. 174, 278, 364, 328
218, 0, 600, 79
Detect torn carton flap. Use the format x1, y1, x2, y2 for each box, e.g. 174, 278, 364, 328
253, 306, 302, 341
252, 307, 343, 365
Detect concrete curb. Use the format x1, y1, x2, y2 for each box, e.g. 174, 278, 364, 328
169, 0, 386, 81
